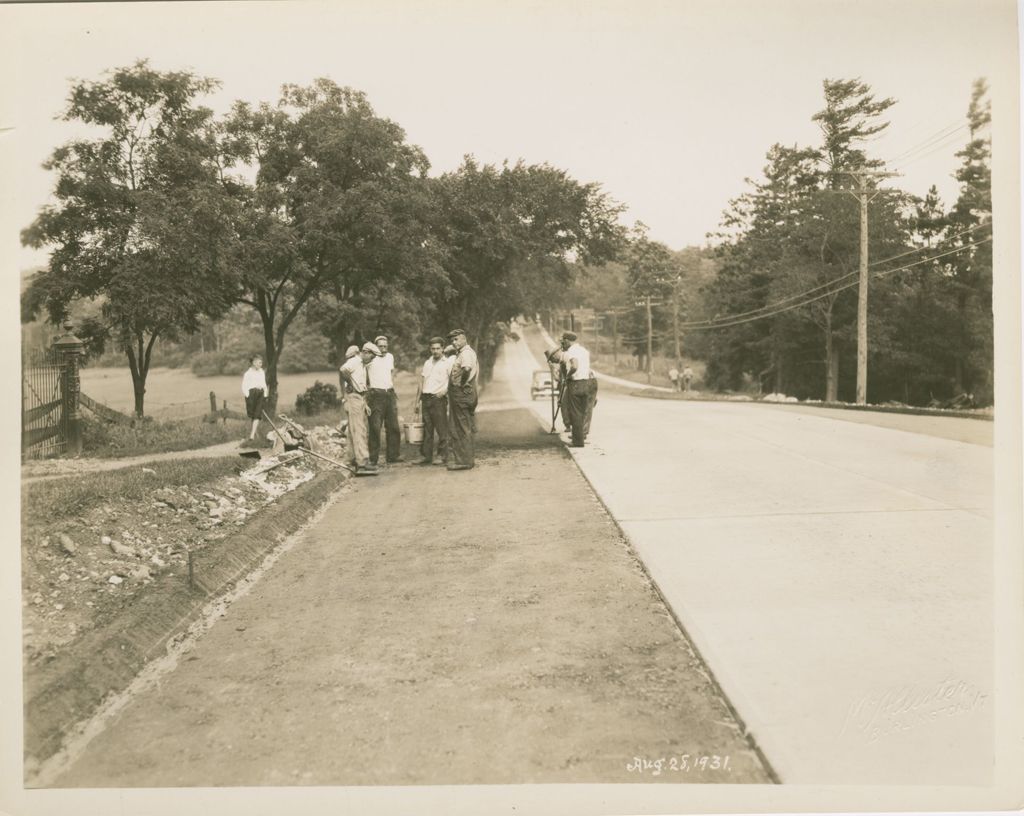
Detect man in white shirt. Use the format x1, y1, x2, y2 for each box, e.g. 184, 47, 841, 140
446, 328, 479, 470
367, 335, 402, 465
416, 336, 452, 465
339, 343, 379, 475
561, 331, 597, 447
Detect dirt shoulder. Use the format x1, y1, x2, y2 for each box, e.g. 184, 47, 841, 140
47, 373, 772, 786
21, 428, 353, 771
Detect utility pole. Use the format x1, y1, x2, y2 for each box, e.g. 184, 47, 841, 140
645, 294, 653, 384
672, 292, 681, 364
612, 311, 619, 366
843, 169, 897, 405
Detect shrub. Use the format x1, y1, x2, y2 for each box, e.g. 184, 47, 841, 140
191, 350, 252, 377
294, 381, 340, 416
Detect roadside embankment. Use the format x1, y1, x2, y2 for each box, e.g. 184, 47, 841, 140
22, 437, 350, 772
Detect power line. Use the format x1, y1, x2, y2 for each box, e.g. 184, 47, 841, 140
681, 222, 991, 327
890, 133, 975, 174
883, 121, 968, 164
678, 238, 991, 331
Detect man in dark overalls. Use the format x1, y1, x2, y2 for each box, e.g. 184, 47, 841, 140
446, 328, 479, 471
560, 331, 595, 447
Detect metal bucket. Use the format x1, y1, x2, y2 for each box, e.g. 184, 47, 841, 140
404, 422, 424, 445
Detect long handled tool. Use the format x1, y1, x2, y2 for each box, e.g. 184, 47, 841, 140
550, 370, 566, 434
241, 407, 366, 477
260, 410, 361, 475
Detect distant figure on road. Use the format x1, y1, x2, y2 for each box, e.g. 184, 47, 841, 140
446, 328, 479, 471
682, 365, 694, 393
417, 336, 452, 465
367, 335, 403, 465
668, 365, 680, 392
241, 354, 269, 448
340, 343, 379, 476
561, 331, 596, 447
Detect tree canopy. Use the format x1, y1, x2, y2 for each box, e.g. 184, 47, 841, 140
22, 61, 239, 416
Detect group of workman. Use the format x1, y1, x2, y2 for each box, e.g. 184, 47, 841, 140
339, 327, 600, 476
338, 329, 479, 476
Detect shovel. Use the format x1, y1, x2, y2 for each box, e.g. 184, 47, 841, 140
239, 411, 366, 476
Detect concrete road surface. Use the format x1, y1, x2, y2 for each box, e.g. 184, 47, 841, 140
509, 323, 993, 785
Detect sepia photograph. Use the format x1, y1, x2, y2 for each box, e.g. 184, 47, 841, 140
1, 1, 1021, 814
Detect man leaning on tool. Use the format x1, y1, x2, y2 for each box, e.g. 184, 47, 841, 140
417, 336, 452, 465
339, 343, 379, 476
367, 334, 403, 465
446, 328, 479, 471
561, 331, 596, 447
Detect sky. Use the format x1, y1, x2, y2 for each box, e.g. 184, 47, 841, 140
1, 0, 1017, 272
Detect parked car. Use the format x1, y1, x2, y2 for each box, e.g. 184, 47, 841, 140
531, 369, 555, 400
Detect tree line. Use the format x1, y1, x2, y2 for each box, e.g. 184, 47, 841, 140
565, 78, 993, 407
22, 62, 625, 416
23, 64, 993, 415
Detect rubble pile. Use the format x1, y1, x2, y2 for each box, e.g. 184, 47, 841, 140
302, 425, 348, 461
21, 424, 347, 665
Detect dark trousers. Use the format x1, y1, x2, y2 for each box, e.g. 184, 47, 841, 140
583, 377, 598, 437
448, 382, 478, 468
420, 393, 448, 462
367, 388, 401, 463
566, 379, 593, 446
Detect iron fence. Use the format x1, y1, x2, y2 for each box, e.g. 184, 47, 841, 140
22, 348, 70, 460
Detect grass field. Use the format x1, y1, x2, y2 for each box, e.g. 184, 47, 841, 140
80, 365, 424, 420
80, 367, 344, 418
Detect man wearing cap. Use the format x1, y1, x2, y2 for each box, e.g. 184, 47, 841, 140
367, 335, 403, 466
339, 343, 378, 475
446, 328, 479, 470
561, 331, 596, 447
417, 336, 452, 465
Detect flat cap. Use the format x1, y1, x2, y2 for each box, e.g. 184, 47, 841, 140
447, 328, 467, 339
361, 341, 382, 356
374, 335, 388, 344
561, 331, 578, 342
344, 344, 359, 359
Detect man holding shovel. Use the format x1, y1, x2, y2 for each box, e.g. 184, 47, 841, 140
416, 336, 452, 465
339, 343, 379, 476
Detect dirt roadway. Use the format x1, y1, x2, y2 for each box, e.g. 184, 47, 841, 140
47, 353, 770, 787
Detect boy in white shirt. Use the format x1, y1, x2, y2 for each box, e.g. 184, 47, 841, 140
241, 354, 269, 448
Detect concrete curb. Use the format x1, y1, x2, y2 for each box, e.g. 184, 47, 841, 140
632, 389, 995, 420
23, 469, 348, 766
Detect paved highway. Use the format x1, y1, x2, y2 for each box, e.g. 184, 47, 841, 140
508, 325, 993, 784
